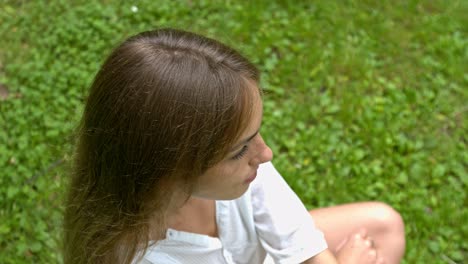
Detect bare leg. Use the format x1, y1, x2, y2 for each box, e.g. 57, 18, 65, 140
309, 202, 405, 264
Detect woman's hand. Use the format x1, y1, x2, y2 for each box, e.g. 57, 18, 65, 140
302, 249, 338, 264
302, 229, 384, 264
335, 229, 384, 264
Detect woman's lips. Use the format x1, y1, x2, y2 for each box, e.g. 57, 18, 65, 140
244, 170, 258, 184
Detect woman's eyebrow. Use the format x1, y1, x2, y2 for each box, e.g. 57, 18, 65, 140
230, 129, 260, 151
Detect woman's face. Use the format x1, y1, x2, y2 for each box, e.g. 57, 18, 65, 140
192, 89, 273, 200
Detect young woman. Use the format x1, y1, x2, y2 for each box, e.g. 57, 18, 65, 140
64, 28, 405, 264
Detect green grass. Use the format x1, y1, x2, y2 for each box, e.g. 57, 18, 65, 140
0, 0, 466, 263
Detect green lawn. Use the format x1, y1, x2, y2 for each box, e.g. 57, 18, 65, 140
0, 0, 466, 263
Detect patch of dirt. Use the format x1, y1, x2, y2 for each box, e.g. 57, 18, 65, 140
0, 83, 9, 100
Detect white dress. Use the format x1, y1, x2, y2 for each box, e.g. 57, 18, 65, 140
137, 162, 328, 264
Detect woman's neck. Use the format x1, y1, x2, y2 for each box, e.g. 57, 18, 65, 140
167, 197, 218, 237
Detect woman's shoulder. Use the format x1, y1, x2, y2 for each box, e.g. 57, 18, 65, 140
134, 236, 192, 264
250, 161, 285, 194
134, 248, 180, 264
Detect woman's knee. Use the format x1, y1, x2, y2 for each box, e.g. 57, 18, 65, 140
356, 202, 405, 264
366, 201, 406, 251
368, 202, 404, 232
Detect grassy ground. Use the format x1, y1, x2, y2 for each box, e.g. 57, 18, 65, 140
0, 0, 466, 263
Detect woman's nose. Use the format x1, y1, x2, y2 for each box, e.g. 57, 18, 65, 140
249, 134, 273, 166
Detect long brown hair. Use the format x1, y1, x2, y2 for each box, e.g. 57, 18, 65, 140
63, 28, 260, 263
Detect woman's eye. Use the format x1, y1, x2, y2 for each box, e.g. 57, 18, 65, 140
231, 145, 249, 160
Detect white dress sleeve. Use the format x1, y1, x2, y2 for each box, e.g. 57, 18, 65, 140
251, 162, 328, 264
